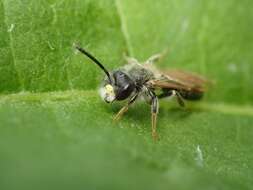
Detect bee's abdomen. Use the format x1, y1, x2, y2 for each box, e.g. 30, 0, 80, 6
179, 90, 204, 101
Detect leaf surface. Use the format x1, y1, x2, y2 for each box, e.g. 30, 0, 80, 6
0, 1, 253, 190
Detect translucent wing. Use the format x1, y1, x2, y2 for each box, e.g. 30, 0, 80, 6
149, 69, 210, 93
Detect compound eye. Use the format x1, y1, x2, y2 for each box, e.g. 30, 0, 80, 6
116, 85, 134, 100
112, 71, 135, 100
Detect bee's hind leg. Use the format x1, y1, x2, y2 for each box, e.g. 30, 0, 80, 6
113, 93, 138, 122
123, 53, 139, 65
145, 48, 168, 64
158, 90, 185, 107
172, 90, 185, 107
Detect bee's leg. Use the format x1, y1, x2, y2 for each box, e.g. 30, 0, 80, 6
158, 90, 185, 107
150, 92, 159, 140
113, 93, 138, 122
123, 53, 139, 65
157, 90, 173, 99
145, 49, 168, 64
172, 90, 185, 107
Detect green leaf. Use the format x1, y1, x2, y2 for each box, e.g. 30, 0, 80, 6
0, 0, 253, 190
0, 1, 20, 92
119, 0, 253, 104
0, 92, 253, 189
0, 0, 126, 92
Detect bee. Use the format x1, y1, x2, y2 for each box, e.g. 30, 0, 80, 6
75, 45, 209, 140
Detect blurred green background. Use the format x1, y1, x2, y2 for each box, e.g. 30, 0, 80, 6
0, 0, 253, 189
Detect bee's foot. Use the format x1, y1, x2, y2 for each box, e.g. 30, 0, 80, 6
113, 115, 121, 122
152, 131, 159, 141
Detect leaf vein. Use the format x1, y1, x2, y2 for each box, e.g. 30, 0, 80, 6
115, 0, 134, 57
2, 0, 23, 90
1, 90, 253, 117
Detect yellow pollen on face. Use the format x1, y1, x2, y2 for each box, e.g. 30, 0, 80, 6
105, 84, 114, 95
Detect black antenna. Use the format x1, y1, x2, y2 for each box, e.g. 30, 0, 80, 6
75, 44, 112, 83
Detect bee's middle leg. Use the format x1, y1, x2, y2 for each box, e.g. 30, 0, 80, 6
113, 93, 138, 122
150, 93, 159, 140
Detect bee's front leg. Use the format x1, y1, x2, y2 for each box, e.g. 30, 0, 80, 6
113, 93, 138, 122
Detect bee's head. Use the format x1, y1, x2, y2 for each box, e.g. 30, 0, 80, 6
100, 71, 135, 103
75, 45, 135, 103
